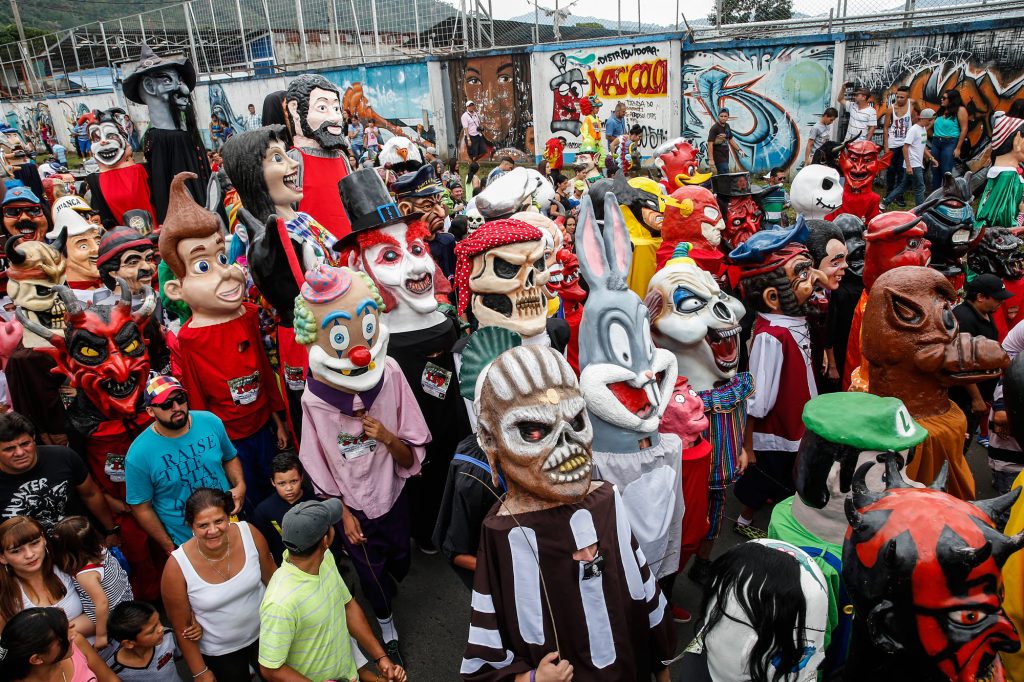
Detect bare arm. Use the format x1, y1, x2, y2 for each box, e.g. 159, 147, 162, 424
882, 110, 890, 149
956, 106, 969, 155
76, 571, 110, 649
259, 664, 312, 682
248, 524, 279, 585
453, 554, 477, 572
74, 635, 119, 682
865, 123, 877, 141
129, 501, 176, 553
223, 457, 247, 516
161, 556, 210, 681
345, 598, 396, 676
905, 142, 913, 170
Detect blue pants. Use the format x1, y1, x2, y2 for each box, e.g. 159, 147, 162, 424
885, 147, 905, 195
931, 136, 958, 189
883, 166, 927, 207
231, 419, 278, 510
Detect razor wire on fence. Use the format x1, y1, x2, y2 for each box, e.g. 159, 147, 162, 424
0, 0, 1021, 98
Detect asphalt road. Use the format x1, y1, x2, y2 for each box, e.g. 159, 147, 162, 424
348, 440, 998, 680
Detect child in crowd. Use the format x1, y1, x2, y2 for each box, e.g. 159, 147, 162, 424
50, 516, 133, 650
251, 451, 316, 563
106, 600, 182, 680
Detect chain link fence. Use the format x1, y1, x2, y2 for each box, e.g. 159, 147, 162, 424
0, 0, 1021, 97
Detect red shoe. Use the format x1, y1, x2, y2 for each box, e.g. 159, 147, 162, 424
671, 605, 692, 623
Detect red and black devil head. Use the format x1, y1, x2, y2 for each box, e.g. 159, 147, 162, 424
863, 210, 932, 291
16, 279, 154, 420
838, 140, 891, 193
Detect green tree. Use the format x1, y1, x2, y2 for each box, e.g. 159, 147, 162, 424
707, 0, 792, 25
573, 21, 604, 28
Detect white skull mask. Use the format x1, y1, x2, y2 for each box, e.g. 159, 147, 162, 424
645, 256, 745, 392
791, 165, 843, 220
466, 207, 485, 235
470, 238, 550, 337
8, 239, 68, 348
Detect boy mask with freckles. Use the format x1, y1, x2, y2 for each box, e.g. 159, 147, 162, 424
158, 172, 246, 327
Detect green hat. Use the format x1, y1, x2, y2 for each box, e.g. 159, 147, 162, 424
802, 392, 928, 451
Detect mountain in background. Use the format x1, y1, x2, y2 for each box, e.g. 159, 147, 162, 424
508, 11, 676, 31
0, 0, 168, 33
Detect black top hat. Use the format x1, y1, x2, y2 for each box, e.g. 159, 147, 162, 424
333, 168, 422, 250
122, 44, 197, 105
711, 171, 772, 200
392, 164, 443, 199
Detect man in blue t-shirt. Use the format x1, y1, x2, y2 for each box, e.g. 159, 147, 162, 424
126, 376, 246, 550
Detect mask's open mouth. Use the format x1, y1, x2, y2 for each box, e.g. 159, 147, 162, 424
705, 325, 739, 372
101, 376, 137, 398
607, 375, 663, 420
283, 170, 299, 191
405, 274, 432, 295
848, 170, 870, 185
96, 147, 122, 164
543, 443, 591, 483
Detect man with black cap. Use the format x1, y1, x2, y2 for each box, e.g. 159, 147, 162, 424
258, 498, 407, 682
393, 164, 456, 283
951, 273, 1015, 450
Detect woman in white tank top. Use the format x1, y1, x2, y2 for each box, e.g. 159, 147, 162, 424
162, 488, 277, 682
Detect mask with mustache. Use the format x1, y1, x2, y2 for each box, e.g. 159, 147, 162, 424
306, 118, 347, 152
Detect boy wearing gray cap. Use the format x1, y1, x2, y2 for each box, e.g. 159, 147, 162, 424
258, 499, 406, 682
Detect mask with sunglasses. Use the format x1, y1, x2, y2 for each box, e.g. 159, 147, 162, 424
2, 202, 48, 242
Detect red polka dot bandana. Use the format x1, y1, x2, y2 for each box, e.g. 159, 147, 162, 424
453, 219, 544, 315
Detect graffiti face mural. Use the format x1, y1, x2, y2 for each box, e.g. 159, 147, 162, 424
448, 54, 534, 161
683, 45, 835, 174
537, 43, 671, 159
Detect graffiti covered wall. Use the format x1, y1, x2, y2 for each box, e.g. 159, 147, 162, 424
533, 41, 673, 159
682, 44, 835, 174
844, 26, 1024, 169
447, 54, 534, 162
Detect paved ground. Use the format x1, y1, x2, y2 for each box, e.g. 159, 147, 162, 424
347, 440, 997, 680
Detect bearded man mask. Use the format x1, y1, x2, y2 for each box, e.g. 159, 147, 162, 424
454, 219, 549, 338
730, 222, 829, 318
285, 73, 347, 152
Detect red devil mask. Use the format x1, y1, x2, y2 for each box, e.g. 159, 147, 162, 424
862, 211, 932, 290
844, 456, 1024, 682
722, 196, 763, 249
656, 139, 712, 191
20, 281, 154, 419
550, 248, 585, 304
839, 140, 891, 193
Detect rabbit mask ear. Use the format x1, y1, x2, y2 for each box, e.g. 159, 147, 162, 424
602, 192, 633, 277
575, 193, 608, 286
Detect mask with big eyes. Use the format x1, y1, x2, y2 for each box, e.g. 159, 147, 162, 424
722, 196, 762, 249
89, 120, 131, 170
469, 239, 550, 338
356, 222, 437, 327
791, 165, 843, 220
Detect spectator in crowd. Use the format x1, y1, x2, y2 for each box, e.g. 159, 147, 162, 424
708, 109, 745, 174
761, 167, 790, 229
550, 173, 572, 217
126, 376, 246, 552
0, 516, 92, 635
804, 107, 837, 166
564, 213, 578, 249
570, 179, 586, 208
881, 107, 936, 210
931, 88, 969, 190
466, 161, 483, 199
461, 100, 488, 162
209, 114, 225, 151
363, 120, 381, 156
162, 488, 276, 682
50, 516, 133, 651
423, 146, 439, 165
106, 600, 182, 681
882, 85, 914, 202
242, 103, 262, 132
51, 141, 67, 166
251, 452, 319, 564
347, 115, 364, 159
606, 102, 627, 157
486, 156, 514, 186
0, 412, 117, 534
838, 83, 877, 143
0, 607, 117, 682
258, 499, 406, 682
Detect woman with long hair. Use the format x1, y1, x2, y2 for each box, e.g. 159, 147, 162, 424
0, 518, 91, 637
0, 607, 116, 682
161, 488, 276, 682
931, 88, 969, 189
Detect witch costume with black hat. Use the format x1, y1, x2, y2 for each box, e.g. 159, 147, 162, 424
334, 168, 472, 554
122, 43, 210, 223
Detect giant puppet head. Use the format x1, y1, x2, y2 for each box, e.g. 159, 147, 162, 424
473, 167, 556, 222
589, 173, 665, 238
48, 196, 101, 285
464, 326, 594, 512
804, 219, 848, 291
915, 173, 978, 277
791, 392, 928, 546
393, 164, 447, 238
839, 139, 891, 194
694, 539, 830, 682
653, 137, 712, 192
660, 376, 710, 448
97, 227, 156, 297
862, 266, 1009, 419
791, 165, 844, 220
512, 211, 564, 300
454, 218, 549, 338
729, 220, 829, 317
645, 242, 744, 393
863, 211, 932, 291
575, 193, 677, 454
18, 282, 154, 419
990, 113, 1024, 170
334, 169, 443, 335
843, 457, 1024, 682
967, 227, 1024, 281
88, 108, 134, 171
660, 185, 723, 253
833, 213, 866, 279
548, 248, 585, 305
285, 74, 347, 152
6, 235, 67, 348
158, 172, 246, 327
122, 44, 197, 131
294, 265, 389, 394
2, 186, 48, 242
712, 173, 768, 250
378, 136, 424, 176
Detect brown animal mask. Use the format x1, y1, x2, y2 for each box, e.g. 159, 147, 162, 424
863, 266, 1008, 418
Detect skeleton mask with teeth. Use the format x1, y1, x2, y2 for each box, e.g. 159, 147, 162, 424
7, 236, 67, 348
791, 165, 844, 220
512, 211, 564, 300
475, 344, 593, 511
465, 206, 485, 235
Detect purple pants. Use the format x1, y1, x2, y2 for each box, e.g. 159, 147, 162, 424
337, 487, 411, 616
